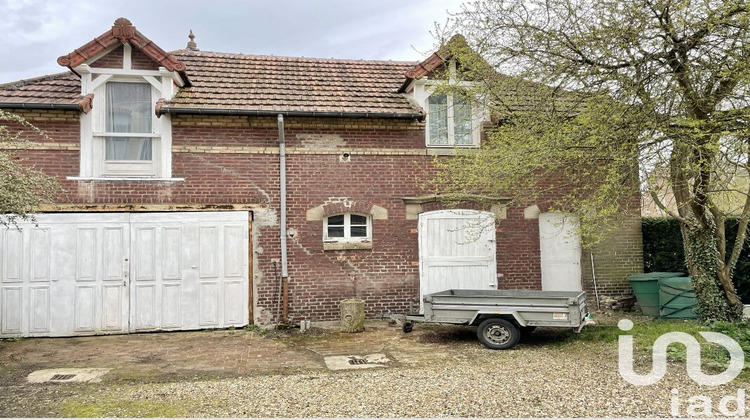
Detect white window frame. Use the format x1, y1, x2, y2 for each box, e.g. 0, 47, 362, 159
407, 61, 486, 148
71, 43, 180, 180
425, 92, 479, 147
323, 213, 372, 248
95, 79, 160, 177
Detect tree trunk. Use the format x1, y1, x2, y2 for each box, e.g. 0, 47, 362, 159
681, 223, 744, 322
340, 299, 365, 333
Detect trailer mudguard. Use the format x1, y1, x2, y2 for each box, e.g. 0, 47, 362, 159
468, 310, 527, 327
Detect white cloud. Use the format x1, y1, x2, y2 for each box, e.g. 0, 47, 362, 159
0, 0, 468, 83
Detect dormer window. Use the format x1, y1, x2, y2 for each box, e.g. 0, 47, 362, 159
426, 94, 475, 146
398, 38, 488, 149
103, 82, 155, 173
57, 18, 187, 181
83, 78, 164, 178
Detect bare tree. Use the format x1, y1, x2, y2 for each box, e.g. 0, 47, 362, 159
433, 0, 749, 321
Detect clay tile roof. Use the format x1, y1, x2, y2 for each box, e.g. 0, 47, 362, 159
0, 72, 81, 107
165, 50, 420, 116
0, 17, 423, 117
0, 52, 422, 117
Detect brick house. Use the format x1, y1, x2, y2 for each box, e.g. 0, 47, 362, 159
0, 18, 643, 337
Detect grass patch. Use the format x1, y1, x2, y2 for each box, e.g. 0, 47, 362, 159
60, 400, 191, 418
572, 317, 750, 378
243, 324, 268, 335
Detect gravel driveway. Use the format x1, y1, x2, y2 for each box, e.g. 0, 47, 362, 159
1, 321, 747, 417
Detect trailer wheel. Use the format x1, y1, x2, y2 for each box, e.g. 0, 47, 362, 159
477, 318, 520, 350
402, 321, 414, 333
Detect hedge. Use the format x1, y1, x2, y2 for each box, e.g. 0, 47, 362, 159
642, 217, 750, 303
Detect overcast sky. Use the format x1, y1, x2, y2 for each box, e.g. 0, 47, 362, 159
0, 0, 466, 84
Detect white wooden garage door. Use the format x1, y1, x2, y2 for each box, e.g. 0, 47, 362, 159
0, 211, 249, 337
418, 210, 497, 312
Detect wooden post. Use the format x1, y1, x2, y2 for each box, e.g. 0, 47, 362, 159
340, 299, 365, 332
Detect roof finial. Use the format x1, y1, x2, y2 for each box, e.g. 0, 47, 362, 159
187, 29, 199, 51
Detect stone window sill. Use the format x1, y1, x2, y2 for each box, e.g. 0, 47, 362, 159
67, 176, 185, 182
323, 241, 373, 251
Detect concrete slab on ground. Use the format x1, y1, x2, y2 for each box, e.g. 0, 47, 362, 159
27, 368, 111, 384
323, 353, 390, 370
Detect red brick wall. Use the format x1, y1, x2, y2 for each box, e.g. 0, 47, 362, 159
88, 44, 160, 70
131, 47, 160, 70
91, 46, 123, 68
5, 110, 642, 322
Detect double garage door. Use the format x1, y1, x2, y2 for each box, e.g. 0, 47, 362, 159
0, 211, 249, 337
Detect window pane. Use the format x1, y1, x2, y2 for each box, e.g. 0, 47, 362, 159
327, 227, 345, 238
106, 137, 153, 160
453, 97, 473, 145
350, 214, 367, 225
328, 215, 344, 225
428, 94, 448, 145
106, 82, 152, 133
350, 226, 368, 237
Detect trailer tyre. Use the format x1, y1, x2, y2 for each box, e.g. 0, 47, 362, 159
402, 321, 414, 333
477, 318, 521, 350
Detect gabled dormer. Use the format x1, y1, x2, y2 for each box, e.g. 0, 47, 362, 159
57, 18, 189, 179
400, 35, 488, 149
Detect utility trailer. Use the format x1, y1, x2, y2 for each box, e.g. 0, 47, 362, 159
399, 289, 594, 350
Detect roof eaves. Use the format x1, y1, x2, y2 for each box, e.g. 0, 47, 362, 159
158, 104, 424, 121
0, 102, 80, 110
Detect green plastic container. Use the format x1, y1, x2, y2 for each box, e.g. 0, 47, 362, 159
628, 272, 684, 317
658, 277, 697, 319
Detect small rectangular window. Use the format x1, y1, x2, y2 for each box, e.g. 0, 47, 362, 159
324, 213, 371, 242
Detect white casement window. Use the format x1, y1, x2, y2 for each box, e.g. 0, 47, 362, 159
426, 93, 476, 147
100, 81, 157, 175
72, 49, 178, 180
324, 213, 371, 242
407, 59, 486, 148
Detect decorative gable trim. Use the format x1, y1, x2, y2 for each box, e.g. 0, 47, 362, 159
57, 18, 189, 84
77, 93, 94, 114
398, 34, 469, 93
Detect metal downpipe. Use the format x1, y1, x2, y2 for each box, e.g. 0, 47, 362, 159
278, 114, 289, 321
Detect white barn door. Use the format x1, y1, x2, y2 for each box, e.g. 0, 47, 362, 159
418, 210, 497, 311
0, 211, 248, 337
539, 212, 582, 291
0, 214, 130, 337
129, 212, 249, 332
